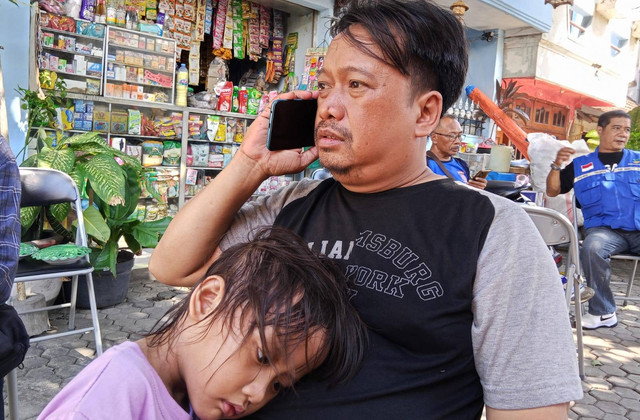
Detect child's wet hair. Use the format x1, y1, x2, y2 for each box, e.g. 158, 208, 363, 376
148, 226, 367, 386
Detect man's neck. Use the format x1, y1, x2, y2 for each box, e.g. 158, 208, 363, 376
430, 150, 453, 162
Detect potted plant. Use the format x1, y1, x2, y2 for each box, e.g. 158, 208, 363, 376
20, 131, 171, 307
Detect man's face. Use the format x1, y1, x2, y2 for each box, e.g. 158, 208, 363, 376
314, 25, 430, 189
597, 117, 631, 153
431, 118, 463, 158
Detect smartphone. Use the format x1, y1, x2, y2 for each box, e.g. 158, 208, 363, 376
474, 170, 491, 179
266, 99, 318, 151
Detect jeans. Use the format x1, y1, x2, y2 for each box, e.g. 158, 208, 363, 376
581, 227, 640, 315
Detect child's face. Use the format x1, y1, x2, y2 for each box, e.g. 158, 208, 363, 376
182, 320, 326, 419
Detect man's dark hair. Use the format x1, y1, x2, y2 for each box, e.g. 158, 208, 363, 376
330, 0, 468, 115
598, 110, 631, 128
148, 227, 367, 387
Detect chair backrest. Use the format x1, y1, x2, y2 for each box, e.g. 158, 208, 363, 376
19, 167, 88, 247
20, 168, 78, 207
522, 204, 581, 275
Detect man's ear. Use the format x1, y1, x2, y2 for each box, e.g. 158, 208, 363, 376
596, 125, 603, 137
415, 90, 443, 138
190, 275, 225, 321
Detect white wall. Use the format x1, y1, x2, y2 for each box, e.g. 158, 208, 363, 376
0, 0, 31, 159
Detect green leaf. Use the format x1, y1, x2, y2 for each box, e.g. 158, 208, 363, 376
123, 232, 142, 255
69, 165, 88, 201
131, 217, 172, 248
81, 205, 110, 243
50, 202, 70, 222
95, 164, 141, 221
20, 206, 40, 232
591, 359, 603, 367
91, 239, 118, 276
58, 132, 109, 150
37, 147, 75, 173
20, 154, 37, 168
82, 155, 126, 206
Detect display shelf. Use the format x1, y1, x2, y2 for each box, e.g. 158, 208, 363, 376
107, 42, 176, 58
39, 67, 102, 80
105, 59, 174, 75
41, 45, 102, 59
37, 127, 106, 135
144, 165, 180, 169
110, 133, 180, 141
104, 26, 176, 104
41, 27, 103, 41
186, 166, 224, 170
105, 77, 172, 89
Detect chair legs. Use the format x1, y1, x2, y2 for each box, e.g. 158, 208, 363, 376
68, 275, 78, 331
7, 368, 19, 420
623, 259, 637, 307
85, 272, 103, 356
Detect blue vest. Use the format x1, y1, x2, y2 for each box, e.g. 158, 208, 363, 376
573, 148, 640, 231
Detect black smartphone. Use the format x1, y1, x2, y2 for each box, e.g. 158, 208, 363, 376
473, 170, 491, 179
266, 99, 318, 151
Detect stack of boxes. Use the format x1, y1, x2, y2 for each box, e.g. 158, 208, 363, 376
72, 100, 95, 131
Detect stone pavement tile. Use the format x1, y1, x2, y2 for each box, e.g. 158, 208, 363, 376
611, 386, 640, 399
596, 400, 628, 415
589, 388, 621, 403
600, 365, 627, 376
47, 355, 79, 369
54, 364, 86, 380
134, 318, 159, 333
583, 376, 612, 390
607, 375, 638, 389
619, 397, 640, 412
629, 411, 640, 420
603, 414, 630, 420
572, 403, 606, 418
40, 347, 70, 358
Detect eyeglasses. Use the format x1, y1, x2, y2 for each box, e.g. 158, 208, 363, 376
432, 132, 464, 141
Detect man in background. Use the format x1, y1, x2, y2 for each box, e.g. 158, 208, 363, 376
427, 114, 487, 189
547, 109, 638, 330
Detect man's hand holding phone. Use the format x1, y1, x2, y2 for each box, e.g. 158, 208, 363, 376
469, 170, 489, 190
237, 90, 320, 179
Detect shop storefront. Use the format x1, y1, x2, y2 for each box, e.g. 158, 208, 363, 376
10, 0, 331, 222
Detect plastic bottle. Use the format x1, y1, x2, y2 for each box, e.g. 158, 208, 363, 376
175, 64, 189, 107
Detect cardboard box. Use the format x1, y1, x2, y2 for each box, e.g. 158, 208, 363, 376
93, 110, 109, 132
86, 79, 100, 95
84, 112, 93, 121
74, 100, 86, 113
86, 62, 102, 76
128, 109, 141, 135
74, 119, 84, 130
82, 120, 93, 131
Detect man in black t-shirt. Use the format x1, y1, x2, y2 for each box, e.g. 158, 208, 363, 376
152, 1, 582, 417
547, 110, 640, 330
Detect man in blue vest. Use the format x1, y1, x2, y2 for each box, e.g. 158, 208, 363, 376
547, 109, 638, 330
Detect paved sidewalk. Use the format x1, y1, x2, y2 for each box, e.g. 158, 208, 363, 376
3, 254, 640, 419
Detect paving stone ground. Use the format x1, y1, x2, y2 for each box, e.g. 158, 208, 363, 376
3, 253, 640, 419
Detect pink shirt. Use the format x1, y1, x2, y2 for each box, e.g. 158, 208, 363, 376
38, 341, 190, 420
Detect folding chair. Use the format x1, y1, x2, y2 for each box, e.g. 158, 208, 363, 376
570, 195, 640, 306
5, 168, 103, 420
522, 205, 585, 379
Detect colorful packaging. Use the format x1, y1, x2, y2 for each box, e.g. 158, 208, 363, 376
163, 141, 181, 165
142, 140, 164, 167
128, 109, 142, 135
217, 81, 233, 112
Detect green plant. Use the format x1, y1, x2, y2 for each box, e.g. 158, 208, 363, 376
475, 79, 531, 136
16, 76, 70, 161
20, 132, 171, 275
628, 129, 640, 151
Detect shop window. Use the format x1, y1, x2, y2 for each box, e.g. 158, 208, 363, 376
610, 32, 628, 57
552, 109, 566, 128
514, 100, 531, 119
535, 107, 549, 125
569, 8, 592, 38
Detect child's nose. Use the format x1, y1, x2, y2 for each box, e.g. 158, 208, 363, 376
243, 371, 275, 404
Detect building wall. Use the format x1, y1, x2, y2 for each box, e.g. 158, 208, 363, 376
0, 1, 31, 158
503, 2, 639, 107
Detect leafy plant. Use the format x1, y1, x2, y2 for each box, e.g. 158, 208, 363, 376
16, 75, 70, 162
628, 129, 640, 151
475, 79, 531, 137
20, 132, 171, 276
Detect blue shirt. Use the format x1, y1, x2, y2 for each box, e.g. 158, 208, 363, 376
0, 136, 21, 303
427, 156, 470, 183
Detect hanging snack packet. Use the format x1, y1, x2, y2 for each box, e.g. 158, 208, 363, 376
163, 140, 181, 165
217, 81, 233, 112
207, 115, 221, 141
142, 140, 164, 167
234, 119, 245, 143
214, 119, 227, 142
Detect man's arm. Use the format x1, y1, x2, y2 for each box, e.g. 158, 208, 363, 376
149, 91, 319, 286
486, 403, 569, 419
472, 195, 583, 412
546, 147, 574, 197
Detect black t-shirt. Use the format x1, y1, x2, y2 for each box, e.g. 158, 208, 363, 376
559, 151, 623, 194
248, 178, 494, 419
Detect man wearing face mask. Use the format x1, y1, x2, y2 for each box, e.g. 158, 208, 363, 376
547, 109, 639, 330
427, 114, 487, 189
